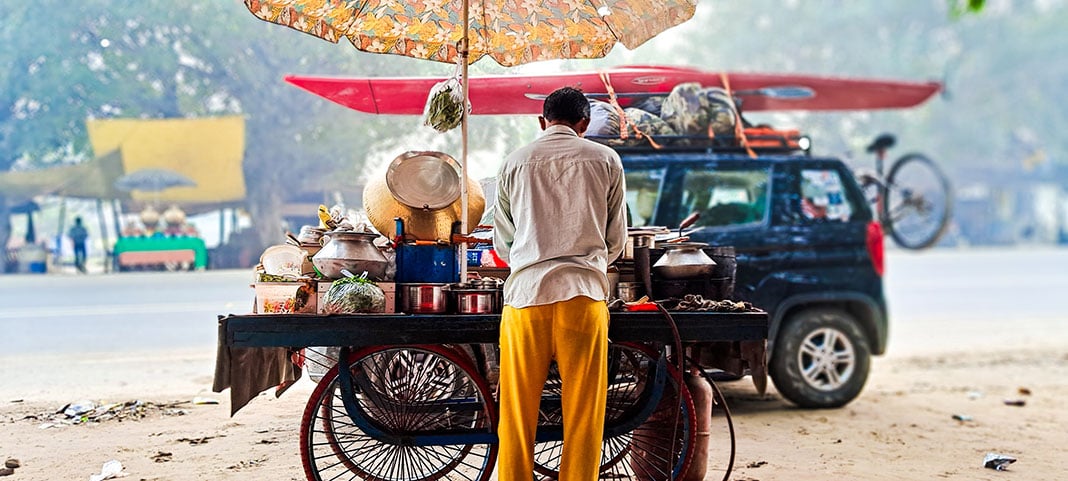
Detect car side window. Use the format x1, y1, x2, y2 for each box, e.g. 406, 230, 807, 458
625, 167, 667, 227
799, 168, 855, 222
679, 167, 770, 228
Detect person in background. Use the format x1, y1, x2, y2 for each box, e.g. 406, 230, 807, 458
493, 86, 628, 481
68, 217, 89, 273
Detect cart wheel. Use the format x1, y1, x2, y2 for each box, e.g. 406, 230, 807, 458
533, 342, 696, 480
301, 345, 498, 481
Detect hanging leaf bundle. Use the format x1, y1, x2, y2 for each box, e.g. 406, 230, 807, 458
423, 68, 469, 132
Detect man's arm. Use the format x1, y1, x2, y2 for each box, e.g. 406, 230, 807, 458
493, 171, 515, 264
605, 159, 627, 264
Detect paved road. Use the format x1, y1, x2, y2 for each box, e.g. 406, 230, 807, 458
1, 269, 252, 355
2, 247, 1067, 356
883, 246, 1068, 356
1, 247, 1066, 401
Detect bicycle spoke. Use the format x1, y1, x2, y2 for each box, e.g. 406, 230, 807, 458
301, 346, 497, 481
881, 153, 951, 249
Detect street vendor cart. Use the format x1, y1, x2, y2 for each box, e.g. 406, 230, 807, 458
217, 308, 766, 481
215, 150, 768, 481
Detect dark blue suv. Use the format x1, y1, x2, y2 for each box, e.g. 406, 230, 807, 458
622, 149, 887, 408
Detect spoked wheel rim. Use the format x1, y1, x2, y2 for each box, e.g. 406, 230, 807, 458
301, 345, 498, 481
797, 327, 856, 391
532, 343, 695, 480
883, 153, 951, 249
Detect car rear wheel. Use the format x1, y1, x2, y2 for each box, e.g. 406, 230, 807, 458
770, 307, 870, 408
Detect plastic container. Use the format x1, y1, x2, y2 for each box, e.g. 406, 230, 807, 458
254, 282, 302, 314
17, 245, 48, 274
395, 244, 458, 283
260, 244, 305, 277
467, 249, 483, 266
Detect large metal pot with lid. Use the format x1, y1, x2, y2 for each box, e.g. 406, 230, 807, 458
312, 231, 389, 280
652, 242, 717, 279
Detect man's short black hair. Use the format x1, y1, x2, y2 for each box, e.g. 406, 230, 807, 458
543, 87, 590, 124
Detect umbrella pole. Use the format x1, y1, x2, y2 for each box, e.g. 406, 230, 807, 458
111, 199, 123, 239
459, 0, 470, 283
96, 199, 111, 269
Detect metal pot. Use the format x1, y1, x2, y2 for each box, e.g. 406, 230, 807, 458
312, 231, 389, 280
297, 225, 327, 245
398, 283, 448, 313
452, 289, 499, 314
652, 242, 717, 280
616, 282, 644, 302
624, 233, 655, 260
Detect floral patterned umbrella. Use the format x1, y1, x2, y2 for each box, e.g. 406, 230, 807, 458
242, 0, 697, 278
243, 0, 697, 67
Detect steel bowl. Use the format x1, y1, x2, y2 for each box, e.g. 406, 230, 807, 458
397, 283, 449, 314
452, 289, 499, 314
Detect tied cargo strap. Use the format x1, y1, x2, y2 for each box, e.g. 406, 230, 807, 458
598, 71, 663, 149
719, 73, 757, 159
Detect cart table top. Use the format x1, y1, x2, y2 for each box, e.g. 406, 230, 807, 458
219, 310, 767, 348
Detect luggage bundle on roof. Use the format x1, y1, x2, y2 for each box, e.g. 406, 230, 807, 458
586, 82, 804, 153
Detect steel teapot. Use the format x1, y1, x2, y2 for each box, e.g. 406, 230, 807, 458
312, 231, 389, 280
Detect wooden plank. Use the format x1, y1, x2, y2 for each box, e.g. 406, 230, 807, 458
221, 311, 767, 348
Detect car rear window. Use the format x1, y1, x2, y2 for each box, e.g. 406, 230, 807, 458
679, 167, 770, 228
800, 168, 855, 222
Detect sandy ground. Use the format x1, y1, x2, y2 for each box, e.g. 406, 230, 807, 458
1, 343, 1065, 481
3, 249, 1067, 480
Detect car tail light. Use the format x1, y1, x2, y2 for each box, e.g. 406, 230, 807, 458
866, 221, 885, 276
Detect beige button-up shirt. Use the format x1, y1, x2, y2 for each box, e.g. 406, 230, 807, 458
494, 124, 627, 308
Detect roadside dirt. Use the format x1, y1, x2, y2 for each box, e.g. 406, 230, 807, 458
1, 345, 1065, 480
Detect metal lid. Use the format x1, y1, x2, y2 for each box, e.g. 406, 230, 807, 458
386, 151, 461, 210
660, 241, 709, 250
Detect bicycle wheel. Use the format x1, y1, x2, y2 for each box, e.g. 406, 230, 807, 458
882, 153, 952, 249
301, 345, 498, 481
532, 342, 696, 480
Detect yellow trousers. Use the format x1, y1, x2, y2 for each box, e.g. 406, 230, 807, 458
496, 296, 609, 481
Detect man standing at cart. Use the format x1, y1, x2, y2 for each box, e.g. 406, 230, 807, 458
493, 86, 627, 481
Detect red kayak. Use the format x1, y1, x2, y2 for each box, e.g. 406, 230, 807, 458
285, 65, 941, 115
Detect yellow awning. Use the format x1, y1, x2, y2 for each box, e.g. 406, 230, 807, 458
87, 116, 246, 204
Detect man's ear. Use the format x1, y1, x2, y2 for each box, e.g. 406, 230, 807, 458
538, 116, 547, 130
575, 117, 590, 137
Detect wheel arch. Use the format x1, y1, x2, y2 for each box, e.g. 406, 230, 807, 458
769, 292, 887, 356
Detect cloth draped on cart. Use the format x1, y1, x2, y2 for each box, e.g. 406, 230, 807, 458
213, 337, 302, 415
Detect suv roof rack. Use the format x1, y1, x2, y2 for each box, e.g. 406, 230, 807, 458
588, 129, 809, 156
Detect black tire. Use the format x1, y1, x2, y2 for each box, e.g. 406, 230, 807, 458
883, 153, 951, 250
769, 308, 870, 409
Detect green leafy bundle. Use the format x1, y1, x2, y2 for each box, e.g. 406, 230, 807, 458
322, 276, 386, 314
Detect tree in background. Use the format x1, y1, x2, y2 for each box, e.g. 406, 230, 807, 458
0, 0, 508, 254
6, 0, 1066, 254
